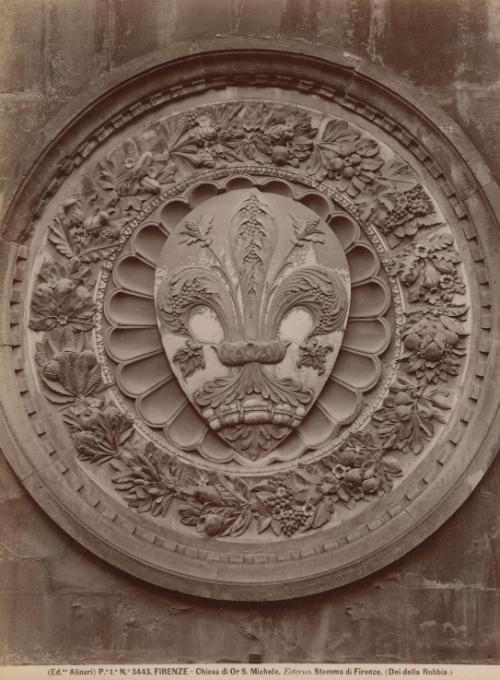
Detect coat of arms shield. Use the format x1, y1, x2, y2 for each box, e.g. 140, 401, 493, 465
155, 189, 350, 459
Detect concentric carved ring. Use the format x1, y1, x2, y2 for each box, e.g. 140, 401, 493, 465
1, 46, 498, 600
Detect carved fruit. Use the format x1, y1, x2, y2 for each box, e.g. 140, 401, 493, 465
338, 143, 356, 158
80, 350, 98, 366
344, 468, 362, 485
395, 405, 411, 419
382, 455, 403, 476
343, 167, 355, 179
75, 285, 92, 300
43, 360, 60, 379
404, 333, 420, 351
339, 450, 356, 466
423, 341, 443, 361
362, 463, 377, 479
36, 283, 53, 297
444, 330, 459, 347
54, 278, 74, 295
271, 146, 289, 166
194, 485, 221, 504
394, 392, 412, 406
204, 513, 225, 536
78, 414, 96, 429
362, 477, 380, 494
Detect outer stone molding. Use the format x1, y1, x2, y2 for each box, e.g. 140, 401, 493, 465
1, 46, 500, 601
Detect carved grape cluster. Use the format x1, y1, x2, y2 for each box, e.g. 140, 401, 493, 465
382, 185, 433, 232
264, 486, 312, 537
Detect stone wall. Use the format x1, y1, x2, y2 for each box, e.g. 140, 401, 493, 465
0, 0, 499, 664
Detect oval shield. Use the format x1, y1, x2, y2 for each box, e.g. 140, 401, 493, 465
155, 189, 350, 460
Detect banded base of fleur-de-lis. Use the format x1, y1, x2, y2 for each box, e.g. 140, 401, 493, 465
193, 339, 313, 458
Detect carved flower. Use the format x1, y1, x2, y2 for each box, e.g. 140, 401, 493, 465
308, 119, 384, 196
30, 261, 96, 332
297, 338, 333, 375
333, 464, 347, 479
386, 232, 464, 305
414, 244, 430, 259
402, 312, 467, 383
439, 274, 454, 289
173, 339, 206, 379
67, 396, 104, 429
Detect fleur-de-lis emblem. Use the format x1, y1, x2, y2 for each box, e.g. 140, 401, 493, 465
155, 190, 350, 460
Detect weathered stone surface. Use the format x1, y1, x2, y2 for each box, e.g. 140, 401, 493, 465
0, 0, 499, 664
0, 0, 45, 94
0, 454, 499, 663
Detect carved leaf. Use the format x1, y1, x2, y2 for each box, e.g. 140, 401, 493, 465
173, 340, 205, 379
48, 219, 75, 258
311, 498, 334, 529
268, 266, 347, 338
257, 516, 273, 534
159, 266, 233, 338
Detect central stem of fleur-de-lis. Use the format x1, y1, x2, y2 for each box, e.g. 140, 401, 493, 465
230, 192, 276, 341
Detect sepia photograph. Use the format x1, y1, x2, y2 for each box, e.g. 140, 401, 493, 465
0, 0, 499, 677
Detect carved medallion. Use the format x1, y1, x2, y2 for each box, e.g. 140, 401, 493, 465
1, 49, 499, 600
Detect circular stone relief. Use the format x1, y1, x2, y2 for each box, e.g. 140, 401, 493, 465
1, 48, 499, 600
